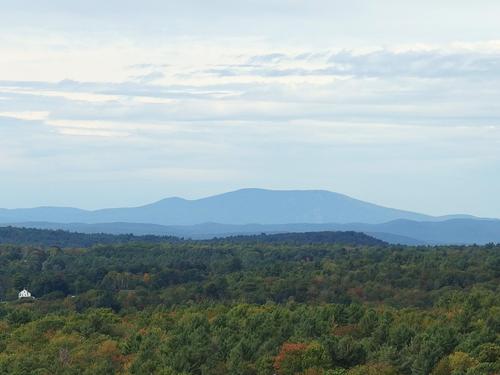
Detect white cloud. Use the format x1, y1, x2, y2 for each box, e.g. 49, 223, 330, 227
55, 128, 129, 138
0, 111, 50, 121
0, 87, 121, 103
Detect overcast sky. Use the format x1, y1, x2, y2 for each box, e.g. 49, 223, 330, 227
1, 0, 500, 217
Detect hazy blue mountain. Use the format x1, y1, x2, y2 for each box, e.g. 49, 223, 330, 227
0, 188, 456, 225
5, 218, 500, 245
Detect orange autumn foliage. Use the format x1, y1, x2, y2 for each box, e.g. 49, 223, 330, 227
274, 342, 308, 372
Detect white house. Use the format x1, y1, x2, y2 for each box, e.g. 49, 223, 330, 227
18, 289, 32, 299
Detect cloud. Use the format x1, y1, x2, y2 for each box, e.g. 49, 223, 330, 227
207, 45, 500, 80
247, 53, 288, 64
3, 41, 500, 133
131, 71, 165, 84
0, 111, 50, 121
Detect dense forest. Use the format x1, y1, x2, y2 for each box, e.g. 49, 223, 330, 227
0, 229, 498, 374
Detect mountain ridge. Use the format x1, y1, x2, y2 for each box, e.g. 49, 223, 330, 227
0, 188, 480, 226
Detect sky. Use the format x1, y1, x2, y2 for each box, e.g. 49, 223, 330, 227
1, 0, 500, 217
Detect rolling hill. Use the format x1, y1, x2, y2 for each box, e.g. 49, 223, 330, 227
0, 226, 385, 247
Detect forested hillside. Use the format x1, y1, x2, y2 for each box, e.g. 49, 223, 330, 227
0, 238, 499, 374
210, 231, 386, 246
0, 226, 386, 248
0, 226, 181, 247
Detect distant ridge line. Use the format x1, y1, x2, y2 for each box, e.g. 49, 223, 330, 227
0, 188, 482, 226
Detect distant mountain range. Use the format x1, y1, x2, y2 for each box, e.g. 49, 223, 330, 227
1, 188, 498, 245
0, 188, 477, 225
